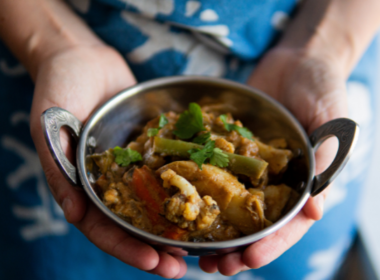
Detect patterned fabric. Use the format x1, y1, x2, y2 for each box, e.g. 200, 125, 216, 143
68, 0, 297, 82
0, 1, 377, 279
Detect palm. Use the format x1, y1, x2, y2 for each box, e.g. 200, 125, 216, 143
199, 48, 349, 275
248, 48, 348, 134
31, 46, 134, 123
30, 46, 186, 279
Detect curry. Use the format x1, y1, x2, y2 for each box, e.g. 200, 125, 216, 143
90, 101, 299, 242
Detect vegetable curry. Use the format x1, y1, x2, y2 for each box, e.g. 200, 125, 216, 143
90, 101, 299, 242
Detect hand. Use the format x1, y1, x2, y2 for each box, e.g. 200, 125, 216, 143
199, 46, 348, 275
30, 45, 187, 279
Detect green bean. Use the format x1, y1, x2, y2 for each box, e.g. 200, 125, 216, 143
226, 153, 267, 179
153, 137, 268, 179
153, 137, 201, 157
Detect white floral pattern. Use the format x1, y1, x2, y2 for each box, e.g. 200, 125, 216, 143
1, 112, 68, 241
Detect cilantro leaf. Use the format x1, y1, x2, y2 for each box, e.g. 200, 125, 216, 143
233, 126, 254, 139
147, 128, 159, 137
193, 132, 211, 144
188, 140, 230, 169
209, 148, 229, 168
158, 114, 168, 128
220, 114, 233, 131
188, 140, 215, 169
173, 103, 205, 139
113, 146, 142, 167
220, 114, 254, 140
147, 114, 168, 137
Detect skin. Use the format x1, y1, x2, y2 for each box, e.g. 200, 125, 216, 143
199, 0, 380, 275
199, 46, 345, 276
1, 0, 380, 278
1, 1, 186, 278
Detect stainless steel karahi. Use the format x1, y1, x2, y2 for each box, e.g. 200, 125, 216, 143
41, 76, 358, 256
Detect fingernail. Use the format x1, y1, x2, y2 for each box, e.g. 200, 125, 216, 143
315, 195, 324, 214
62, 197, 72, 218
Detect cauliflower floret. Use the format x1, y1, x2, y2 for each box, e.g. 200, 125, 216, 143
161, 169, 220, 231
103, 189, 119, 205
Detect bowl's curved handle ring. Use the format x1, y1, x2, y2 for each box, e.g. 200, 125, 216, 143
41, 107, 83, 186
309, 118, 359, 196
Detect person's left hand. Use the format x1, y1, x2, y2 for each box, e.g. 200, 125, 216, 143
199, 46, 348, 276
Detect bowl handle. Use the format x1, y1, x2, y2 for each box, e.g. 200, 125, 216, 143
309, 118, 359, 196
41, 107, 83, 186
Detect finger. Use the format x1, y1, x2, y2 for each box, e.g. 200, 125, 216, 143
242, 211, 314, 269
147, 252, 181, 279
77, 203, 160, 271
218, 252, 250, 276
199, 255, 219, 273
302, 187, 329, 220
306, 84, 346, 175
313, 135, 339, 177
172, 255, 187, 279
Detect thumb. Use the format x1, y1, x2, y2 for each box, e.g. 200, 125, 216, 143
30, 101, 88, 223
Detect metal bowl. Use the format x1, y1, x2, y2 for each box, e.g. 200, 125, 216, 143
41, 76, 358, 256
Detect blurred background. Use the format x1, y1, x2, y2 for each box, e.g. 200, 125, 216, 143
332, 36, 380, 280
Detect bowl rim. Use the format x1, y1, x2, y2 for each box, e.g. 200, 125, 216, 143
76, 75, 314, 250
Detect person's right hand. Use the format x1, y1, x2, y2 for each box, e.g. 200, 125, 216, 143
30, 45, 187, 279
